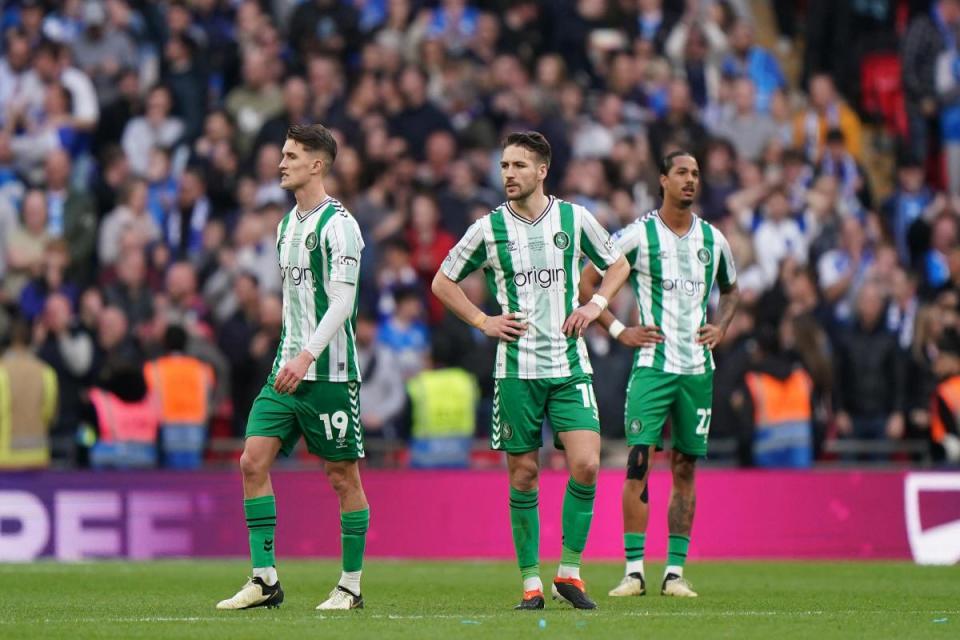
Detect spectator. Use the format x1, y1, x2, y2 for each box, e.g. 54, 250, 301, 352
355, 309, 406, 442
143, 325, 215, 469
817, 129, 871, 215
104, 248, 154, 328
164, 260, 210, 330
794, 73, 863, 163
924, 214, 959, 292
93, 305, 142, 374
378, 285, 429, 381
164, 166, 211, 261
406, 193, 456, 323
882, 154, 938, 268
43, 149, 97, 285
19, 239, 78, 323
818, 216, 874, 324
34, 292, 94, 463
252, 76, 311, 156
887, 268, 921, 351
87, 359, 160, 469
71, 0, 137, 108
288, 0, 361, 63
93, 69, 141, 157
121, 85, 185, 177
162, 34, 208, 144
834, 282, 906, 451
4, 189, 50, 302
225, 48, 283, 158
721, 18, 786, 114
753, 187, 807, 289
0, 313, 58, 469
711, 77, 777, 162
98, 178, 162, 268
647, 77, 708, 161
902, 0, 960, 165
390, 65, 453, 161
929, 329, 960, 464
217, 272, 263, 437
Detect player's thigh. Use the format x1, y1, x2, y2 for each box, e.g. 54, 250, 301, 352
545, 374, 600, 451
245, 383, 301, 457
295, 380, 365, 461
669, 371, 714, 457
493, 378, 548, 453
624, 367, 678, 449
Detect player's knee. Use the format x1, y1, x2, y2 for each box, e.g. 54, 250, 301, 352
239, 450, 268, 480
571, 457, 599, 485
509, 462, 539, 491
325, 463, 358, 496
626, 445, 649, 481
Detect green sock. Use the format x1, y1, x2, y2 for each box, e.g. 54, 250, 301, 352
341, 508, 370, 573
624, 532, 646, 562
667, 534, 691, 568
509, 487, 540, 579
245, 495, 276, 568
560, 478, 596, 566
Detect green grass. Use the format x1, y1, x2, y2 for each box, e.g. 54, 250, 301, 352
1, 560, 958, 639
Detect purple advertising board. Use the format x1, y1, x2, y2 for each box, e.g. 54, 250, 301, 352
1, 470, 958, 563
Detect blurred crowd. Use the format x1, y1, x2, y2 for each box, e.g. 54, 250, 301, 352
1, 0, 960, 470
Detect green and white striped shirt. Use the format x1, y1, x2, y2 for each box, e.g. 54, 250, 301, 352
614, 210, 737, 375
441, 197, 621, 379
272, 197, 363, 382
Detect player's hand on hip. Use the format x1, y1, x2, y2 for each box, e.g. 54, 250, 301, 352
273, 350, 314, 394
696, 324, 723, 349
483, 312, 527, 342
619, 325, 664, 348
562, 302, 602, 337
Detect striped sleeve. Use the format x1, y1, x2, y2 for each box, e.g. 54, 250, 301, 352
579, 208, 622, 269
613, 222, 644, 270
441, 219, 487, 282
714, 228, 737, 289
325, 215, 363, 285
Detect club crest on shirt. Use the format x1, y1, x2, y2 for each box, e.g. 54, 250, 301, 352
697, 247, 711, 265
305, 232, 319, 251
553, 231, 570, 250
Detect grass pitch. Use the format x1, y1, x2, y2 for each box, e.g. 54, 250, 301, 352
1, 560, 957, 639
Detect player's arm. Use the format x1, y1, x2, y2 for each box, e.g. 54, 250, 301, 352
563, 210, 630, 336
698, 233, 740, 349
431, 272, 526, 341
578, 262, 663, 347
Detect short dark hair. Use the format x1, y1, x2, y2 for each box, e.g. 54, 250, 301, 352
502, 131, 551, 167
659, 150, 697, 177
163, 325, 189, 353
286, 124, 337, 164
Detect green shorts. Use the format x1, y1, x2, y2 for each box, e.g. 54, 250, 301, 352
245, 377, 364, 461
492, 374, 601, 454
624, 368, 713, 457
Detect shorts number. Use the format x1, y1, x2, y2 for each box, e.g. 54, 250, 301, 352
319, 411, 349, 440
696, 408, 712, 436
576, 383, 597, 408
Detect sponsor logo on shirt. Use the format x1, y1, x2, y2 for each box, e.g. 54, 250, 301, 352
661, 278, 706, 296
280, 265, 316, 289
513, 267, 567, 289
339, 255, 358, 267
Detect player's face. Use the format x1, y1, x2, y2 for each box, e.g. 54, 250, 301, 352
660, 155, 700, 208
500, 145, 547, 202
279, 139, 324, 191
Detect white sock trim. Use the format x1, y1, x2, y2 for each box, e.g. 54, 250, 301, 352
523, 576, 543, 592
557, 564, 581, 580
625, 559, 644, 577
665, 565, 684, 578
253, 566, 278, 586
338, 570, 362, 595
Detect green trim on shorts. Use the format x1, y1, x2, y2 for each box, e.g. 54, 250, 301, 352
492, 374, 600, 454
246, 378, 365, 460
624, 367, 713, 457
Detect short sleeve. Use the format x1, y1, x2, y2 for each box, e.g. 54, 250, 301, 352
612, 223, 644, 270
715, 230, 738, 290
441, 220, 487, 282
579, 209, 622, 269
326, 217, 364, 285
